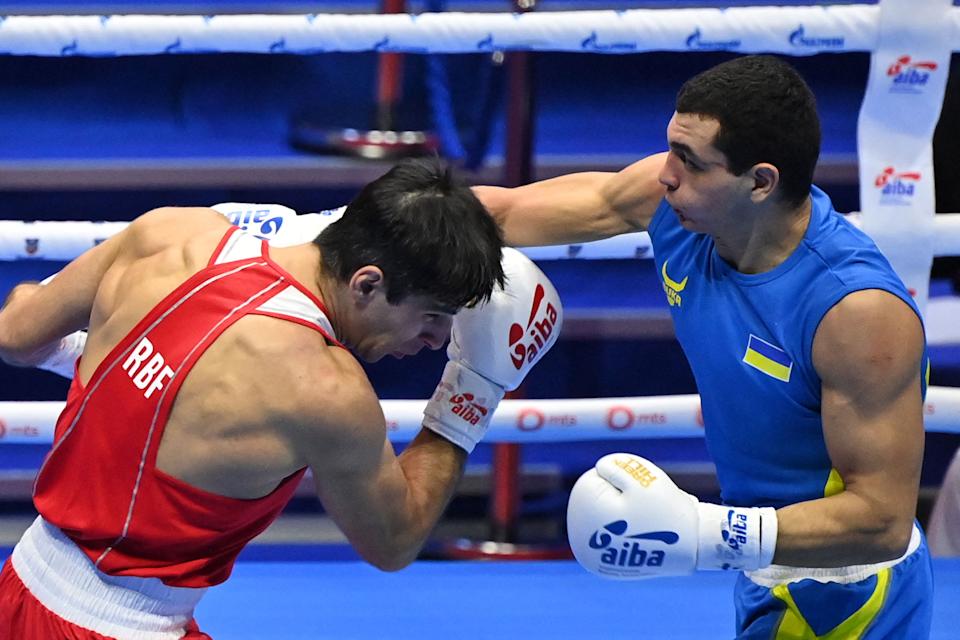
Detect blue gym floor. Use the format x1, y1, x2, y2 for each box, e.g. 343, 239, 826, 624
181, 559, 960, 638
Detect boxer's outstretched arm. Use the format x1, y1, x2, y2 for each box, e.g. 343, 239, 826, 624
474, 152, 668, 247
0, 224, 129, 367
774, 289, 925, 566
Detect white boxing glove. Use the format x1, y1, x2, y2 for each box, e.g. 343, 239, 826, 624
36, 330, 87, 379
211, 202, 346, 247
567, 453, 777, 580
423, 248, 563, 453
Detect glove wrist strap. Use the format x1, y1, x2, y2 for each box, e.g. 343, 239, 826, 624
423, 360, 505, 454
695, 503, 778, 572
37, 331, 86, 379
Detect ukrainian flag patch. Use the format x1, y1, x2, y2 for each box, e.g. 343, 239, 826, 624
743, 334, 792, 382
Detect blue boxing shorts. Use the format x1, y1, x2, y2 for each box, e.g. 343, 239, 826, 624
734, 524, 933, 639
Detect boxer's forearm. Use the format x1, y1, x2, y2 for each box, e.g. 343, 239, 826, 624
392, 429, 469, 557
773, 492, 916, 567
0, 283, 54, 365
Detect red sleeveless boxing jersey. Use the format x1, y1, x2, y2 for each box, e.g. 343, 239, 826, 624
33, 228, 342, 588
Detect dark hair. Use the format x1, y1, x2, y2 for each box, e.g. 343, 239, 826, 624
676, 55, 821, 207
314, 157, 504, 309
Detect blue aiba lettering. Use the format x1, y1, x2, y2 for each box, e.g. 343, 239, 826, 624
723, 511, 749, 552
226, 209, 284, 237
883, 180, 915, 196
258, 216, 283, 236
893, 69, 930, 86
601, 542, 666, 568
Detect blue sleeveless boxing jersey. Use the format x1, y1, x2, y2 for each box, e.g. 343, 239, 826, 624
647, 186, 928, 508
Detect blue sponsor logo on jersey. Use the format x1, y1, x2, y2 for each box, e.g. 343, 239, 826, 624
588, 520, 677, 568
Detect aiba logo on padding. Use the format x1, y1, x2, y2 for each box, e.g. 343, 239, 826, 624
887, 55, 938, 94
449, 393, 489, 426
875, 166, 921, 206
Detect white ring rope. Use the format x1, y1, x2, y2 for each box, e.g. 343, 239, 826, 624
0, 7, 946, 57
3, 213, 960, 262
1, 387, 958, 445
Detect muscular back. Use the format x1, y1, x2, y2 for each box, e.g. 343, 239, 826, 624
79, 207, 338, 499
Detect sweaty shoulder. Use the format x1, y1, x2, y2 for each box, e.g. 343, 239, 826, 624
264, 325, 386, 469
122, 206, 232, 264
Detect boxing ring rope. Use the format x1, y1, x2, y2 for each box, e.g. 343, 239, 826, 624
0, 7, 957, 56
3, 385, 960, 446
3, 213, 960, 262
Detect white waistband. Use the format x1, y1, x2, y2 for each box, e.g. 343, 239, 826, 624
745, 523, 922, 587
11, 516, 206, 640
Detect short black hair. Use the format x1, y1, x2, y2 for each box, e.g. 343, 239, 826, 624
676, 55, 821, 207
315, 157, 504, 309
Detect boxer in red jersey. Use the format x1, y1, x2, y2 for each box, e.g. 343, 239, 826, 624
0, 158, 562, 639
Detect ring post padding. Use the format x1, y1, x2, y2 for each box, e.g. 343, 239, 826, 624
857, 0, 953, 316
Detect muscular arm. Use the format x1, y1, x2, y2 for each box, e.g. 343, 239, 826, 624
475, 152, 668, 247
0, 228, 128, 366
291, 349, 466, 571
0, 206, 228, 370
774, 289, 925, 567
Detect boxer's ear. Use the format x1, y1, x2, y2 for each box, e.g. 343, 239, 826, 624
349, 266, 385, 304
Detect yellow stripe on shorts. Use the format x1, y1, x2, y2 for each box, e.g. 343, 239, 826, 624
772, 567, 892, 640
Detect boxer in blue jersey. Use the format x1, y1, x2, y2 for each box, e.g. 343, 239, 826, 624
477, 55, 933, 638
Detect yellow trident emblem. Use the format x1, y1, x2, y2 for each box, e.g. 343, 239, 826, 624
661, 260, 688, 307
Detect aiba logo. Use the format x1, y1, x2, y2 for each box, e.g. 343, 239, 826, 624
715, 509, 754, 570
720, 510, 748, 565
508, 283, 559, 370
887, 55, 937, 94
449, 393, 489, 426
224, 208, 285, 240
24, 238, 39, 256
588, 520, 678, 571
875, 166, 921, 206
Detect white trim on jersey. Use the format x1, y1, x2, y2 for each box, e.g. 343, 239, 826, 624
255, 285, 337, 337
